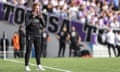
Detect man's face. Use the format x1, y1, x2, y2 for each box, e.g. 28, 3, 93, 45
35, 5, 40, 13
63, 27, 67, 32
72, 27, 75, 31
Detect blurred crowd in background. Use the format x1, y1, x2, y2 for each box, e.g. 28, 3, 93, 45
1, 0, 120, 29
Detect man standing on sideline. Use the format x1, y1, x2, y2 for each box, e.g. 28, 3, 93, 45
25, 3, 45, 71
0, 32, 9, 58
40, 28, 49, 58
115, 32, 120, 57
106, 29, 117, 57
56, 26, 69, 57
19, 25, 25, 58
12, 32, 20, 58
69, 26, 81, 57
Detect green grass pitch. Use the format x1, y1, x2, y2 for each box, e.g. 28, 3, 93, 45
0, 58, 120, 72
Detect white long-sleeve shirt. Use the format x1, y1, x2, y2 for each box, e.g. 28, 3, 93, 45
115, 34, 120, 46
106, 31, 115, 44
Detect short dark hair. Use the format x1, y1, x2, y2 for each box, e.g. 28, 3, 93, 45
32, 3, 40, 11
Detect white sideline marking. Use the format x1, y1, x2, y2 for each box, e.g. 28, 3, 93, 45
6, 59, 71, 72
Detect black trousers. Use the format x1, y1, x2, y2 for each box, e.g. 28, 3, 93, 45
14, 49, 20, 58
1, 47, 8, 51
19, 42, 25, 58
41, 42, 47, 58
107, 43, 117, 57
69, 43, 80, 57
58, 43, 66, 57
25, 36, 41, 66
69, 43, 76, 57
116, 45, 120, 57
1, 47, 8, 58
